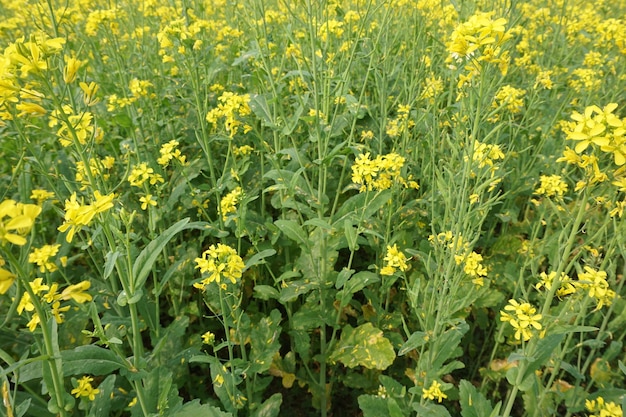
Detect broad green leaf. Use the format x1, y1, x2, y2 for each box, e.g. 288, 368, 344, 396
358, 395, 391, 417
250, 393, 282, 417
279, 279, 318, 303
412, 403, 452, 417
249, 94, 276, 128
335, 268, 355, 289
254, 285, 280, 300
398, 331, 428, 356
132, 218, 197, 292
459, 380, 494, 417
245, 249, 277, 269
249, 310, 282, 374
344, 219, 358, 251
329, 323, 395, 370
87, 375, 116, 417
275, 219, 308, 248
336, 271, 379, 307
19, 345, 127, 382
103, 250, 120, 280
171, 400, 233, 417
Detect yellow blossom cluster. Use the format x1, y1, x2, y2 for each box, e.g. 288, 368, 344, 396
71, 375, 100, 401
454, 251, 487, 286
500, 299, 543, 342
75, 156, 115, 190
16, 278, 92, 331
28, 244, 61, 273
194, 243, 245, 290
0, 199, 41, 246
535, 271, 576, 298
576, 266, 615, 310
491, 85, 526, 114
422, 380, 447, 403
58, 191, 116, 243
585, 397, 623, 417
561, 103, 625, 165
380, 244, 409, 276
157, 140, 187, 167
220, 187, 243, 221
206, 91, 252, 137
351, 152, 418, 192
534, 175, 568, 198
385, 104, 415, 138
49, 105, 103, 147
446, 12, 512, 83
128, 162, 164, 187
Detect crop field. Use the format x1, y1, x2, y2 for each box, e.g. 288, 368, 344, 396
1, 0, 626, 416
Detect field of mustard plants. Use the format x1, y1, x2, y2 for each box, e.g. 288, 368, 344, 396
1, 0, 626, 416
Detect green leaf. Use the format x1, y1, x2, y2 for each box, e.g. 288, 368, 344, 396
329, 323, 395, 370
245, 249, 277, 269
171, 400, 233, 417
103, 250, 120, 280
87, 375, 116, 417
358, 395, 391, 417
254, 285, 280, 300
336, 268, 355, 289
412, 403, 452, 417
459, 380, 494, 417
398, 331, 428, 356
344, 219, 358, 251
249, 94, 276, 128
336, 271, 379, 307
275, 219, 309, 248
132, 218, 194, 292
279, 279, 318, 303
19, 345, 127, 382
250, 393, 282, 417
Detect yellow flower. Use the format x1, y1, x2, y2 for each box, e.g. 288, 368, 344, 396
29, 244, 61, 273
71, 376, 100, 401
220, 187, 243, 221
0, 267, 16, 294
60, 281, 93, 304
202, 331, 215, 345
534, 175, 568, 197
0, 199, 41, 246
381, 244, 409, 276
500, 299, 542, 342
422, 380, 448, 403
194, 244, 245, 290
139, 195, 157, 210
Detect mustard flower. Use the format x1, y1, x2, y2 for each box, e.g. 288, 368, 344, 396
0, 199, 41, 246
492, 85, 526, 114
28, 244, 61, 273
30, 189, 55, 205
380, 244, 409, 276
202, 331, 215, 345
0, 266, 15, 294
60, 281, 93, 303
500, 299, 542, 342
585, 397, 622, 417
535, 271, 576, 298
351, 152, 406, 192
220, 187, 242, 221
422, 380, 448, 403
194, 243, 245, 290
139, 195, 157, 210
454, 251, 487, 286
71, 376, 100, 401
534, 175, 568, 197
157, 140, 186, 166
58, 192, 115, 243
576, 266, 615, 310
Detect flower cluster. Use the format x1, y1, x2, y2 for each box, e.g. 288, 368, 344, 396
561, 103, 625, 165
454, 251, 487, 286
49, 105, 103, 147
500, 299, 543, 342
535, 271, 576, 298
534, 175, 568, 198
469, 140, 505, 169
352, 152, 417, 192
0, 199, 41, 246
220, 187, 243, 221
157, 140, 187, 167
380, 244, 409, 276
422, 380, 448, 403
385, 104, 415, 138
58, 191, 116, 243
206, 91, 252, 137
71, 375, 100, 401
128, 163, 164, 187
16, 278, 92, 331
194, 243, 245, 290
585, 397, 623, 417
28, 244, 61, 273
576, 266, 615, 310
491, 85, 526, 116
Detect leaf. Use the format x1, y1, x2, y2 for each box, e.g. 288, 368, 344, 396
335, 268, 355, 289
329, 323, 395, 370
254, 285, 280, 300
249, 94, 276, 128
171, 400, 233, 417
250, 393, 282, 417
279, 279, 318, 303
132, 218, 195, 292
19, 345, 127, 382
245, 249, 276, 270
103, 251, 120, 280
274, 219, 309, 248
87, 375, 116, 417
358, 395, 391, 417
459, 380, 494, 417
334, 189, 392, 221
398, 331, 428, 356
412, 403, 452, 417
336, 271, 379, 307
